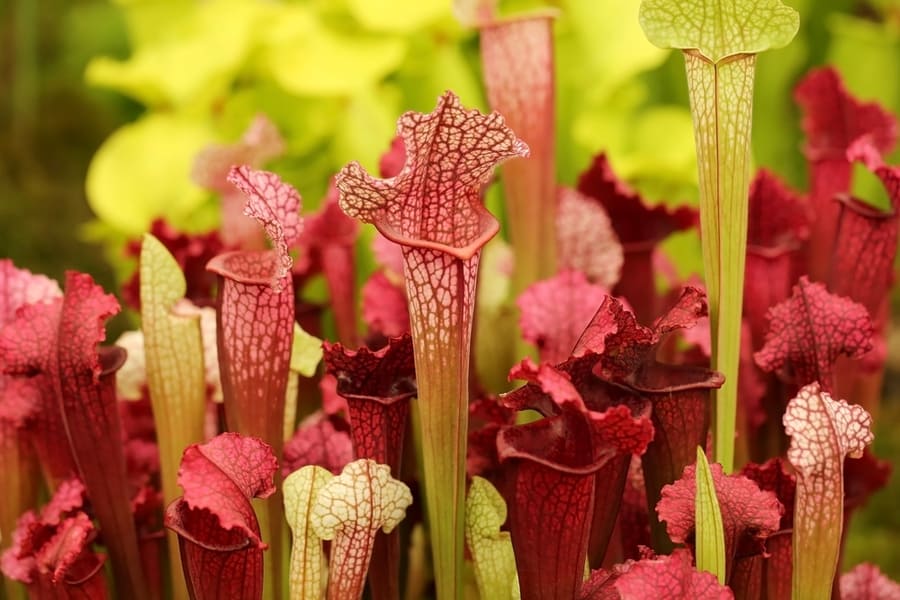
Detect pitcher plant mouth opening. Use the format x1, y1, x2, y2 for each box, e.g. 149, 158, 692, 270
5, 1, 900, 598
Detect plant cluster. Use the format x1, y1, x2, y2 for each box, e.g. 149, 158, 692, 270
2, 1, 900, 599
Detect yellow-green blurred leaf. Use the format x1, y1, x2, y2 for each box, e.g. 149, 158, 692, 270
465, 476, 520, 600
86, 0, 261, 108
259, 6, 407, 96
86, 113, 213, 235
348, 0, 450, 33
290, 322, 324, 378
332, 86, 401, 173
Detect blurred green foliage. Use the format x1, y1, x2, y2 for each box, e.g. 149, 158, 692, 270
3, 0, 900, 581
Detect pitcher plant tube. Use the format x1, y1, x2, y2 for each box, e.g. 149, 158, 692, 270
639, 0, 800, 472
336, 91, 528, 598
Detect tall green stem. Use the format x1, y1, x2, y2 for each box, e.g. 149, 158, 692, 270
404, 248, 479, 599
684, 51, 755, 472
639, 0, 799, 472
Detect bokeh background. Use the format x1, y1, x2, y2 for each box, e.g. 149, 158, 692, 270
2, 0, 900, 578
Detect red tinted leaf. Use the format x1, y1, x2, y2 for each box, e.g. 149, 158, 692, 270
614, 548, 734, 599
337, 91, 528, 259
577, 153, 697, 322
0, 260, 61, 324
1, 479, 108, 598
4, 272, 150, 596
747, 169, 809, 249
164, 433, 277, 600
323, 334, 415, 471
323, 335, 414, 597
481, 13, 558, 291
177, 433, 276, 538
795, 67, 897, 283
582, 287, 707, 381
337, 91, 527, 598
739, 458, 796, 530
498, 360, 653, 600
227, 166, 303, 284
122, 219, 225, 310
579, 563, 631, 600
206, 250, 294, 454
577, 154, 698, 245
518, 270, 611, 364
743, 170, 809, 349
467, 394, 515, 479
0, 261, 75, 485
657, 462, 782, 579
283, 412, 352, 477
754, 277, 873, 391
784, 383, 874, 599
557, 186, 623, 288
378, 136, 406, 179
840, 563, 900, 600
844, 448, 892, 513
795, 67, 897, 163
575, 289, 721, 554
305, 183, 360, 345
362, 271, 410, 338
193, 115, 286, 249
830, 140, 900, 319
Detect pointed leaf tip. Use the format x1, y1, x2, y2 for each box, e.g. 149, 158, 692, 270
639, 0, 799, 63
694, 448, 726, 584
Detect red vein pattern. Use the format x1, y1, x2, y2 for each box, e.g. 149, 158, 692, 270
577, 154, 697, 323
614, 549, 735, 599
227, 166, 303, 285
517, 269, 611, 364
754, 277, 873, 391
657, 462, 782, 581
557, 186, 624, 287
498, 359, 653, 600
1, 272, 148, 598
575, 289, 723, 553
794, 66, 898, 282
164, 433, 277, 600
336, 90, 527, 598
783, 383, 874, 598
481, 13, 558, 292
322, 334, 416, 600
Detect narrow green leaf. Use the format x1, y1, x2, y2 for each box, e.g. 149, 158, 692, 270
140, 234, 208, 600
465, 477, 521, 600
694, 447, 726, 585
639, 0, 799, 472
283, 466, 333, 600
